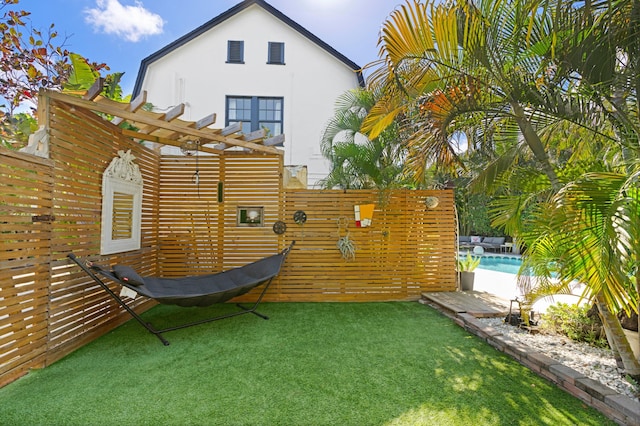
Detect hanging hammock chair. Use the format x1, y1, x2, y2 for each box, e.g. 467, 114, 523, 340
68, 242, 294, 345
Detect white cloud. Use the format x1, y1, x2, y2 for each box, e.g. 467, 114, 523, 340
85, 0, 164, 42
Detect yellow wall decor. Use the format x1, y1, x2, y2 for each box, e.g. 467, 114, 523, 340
354, 203, 375, 227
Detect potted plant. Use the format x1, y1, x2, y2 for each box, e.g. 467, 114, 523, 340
457, 253, 480, 291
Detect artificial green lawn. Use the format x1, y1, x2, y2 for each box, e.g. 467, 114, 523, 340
0, 302, 613, 425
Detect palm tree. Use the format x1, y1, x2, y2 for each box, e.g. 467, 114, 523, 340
319, 88, 407, 190
364, 0, 640, 377
518, 0, 640, 372
363, 0, 566, 189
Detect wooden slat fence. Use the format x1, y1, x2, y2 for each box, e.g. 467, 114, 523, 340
0, 97, 456, 388
157, 153, 283, 276
39, 100, 160, 365
274, 190, 456, 301
155, 169, 457, 301
0, 148, 53, 387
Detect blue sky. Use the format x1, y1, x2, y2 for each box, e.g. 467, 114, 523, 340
21, 0, 399, 95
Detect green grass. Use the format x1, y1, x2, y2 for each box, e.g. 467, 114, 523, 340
0, 302, 613, 425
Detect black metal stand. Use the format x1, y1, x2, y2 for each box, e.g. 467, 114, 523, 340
67, 253, 274, 346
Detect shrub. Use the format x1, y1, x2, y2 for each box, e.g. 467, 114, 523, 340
540, 303, 609, 348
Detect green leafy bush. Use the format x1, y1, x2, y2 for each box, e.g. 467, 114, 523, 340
457, 253, 480, 272
541, 303, 609, 348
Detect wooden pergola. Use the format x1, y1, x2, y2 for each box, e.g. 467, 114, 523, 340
40, 79, 285, 156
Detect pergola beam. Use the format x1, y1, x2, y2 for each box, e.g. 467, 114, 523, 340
44, 91, 282, 155
121, 129, 223, 154
83, 78, 105, 101
128, 91, 148, 113
264, 134, 285, 147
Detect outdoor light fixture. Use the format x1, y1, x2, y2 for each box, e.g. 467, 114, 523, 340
180, 139, 201, 196
180, 139, 199, 156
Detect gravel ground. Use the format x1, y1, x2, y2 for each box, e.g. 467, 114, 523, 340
479, 317, 639, 399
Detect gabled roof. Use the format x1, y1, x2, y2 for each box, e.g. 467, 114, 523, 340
132, 0, 365, 96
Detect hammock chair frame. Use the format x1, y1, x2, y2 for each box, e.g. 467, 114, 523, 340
67, 242, 294, 346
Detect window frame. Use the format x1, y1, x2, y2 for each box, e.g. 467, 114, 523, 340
267, 42, 285, 65
100, 177, 142, 255
226, 96, 283, 136
226, 40, 244, 64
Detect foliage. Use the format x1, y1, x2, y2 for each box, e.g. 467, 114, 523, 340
0, 1, 108, 113
63, 52, 126, 101
365, 0, 640, 375
0, 1, 114, 148
457, 253, 480, 272
319, 88, 409, 190
515, 172, 640, 311
455, 182, 500, 236
363, 0, 572, 188
541, 303, 609, 349
1, 0, 70, 114
0, 110, 35, 148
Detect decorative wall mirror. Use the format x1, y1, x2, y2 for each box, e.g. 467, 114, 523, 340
237, 206, 264, 227
100, 150, 143, 254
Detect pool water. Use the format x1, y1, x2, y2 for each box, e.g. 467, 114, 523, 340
477, 256, 523, 275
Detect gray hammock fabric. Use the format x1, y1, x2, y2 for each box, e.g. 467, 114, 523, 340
95, 249, 289, 307
67, 242, 294, 345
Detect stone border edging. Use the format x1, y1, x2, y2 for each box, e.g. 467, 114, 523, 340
423, 300, 640, 425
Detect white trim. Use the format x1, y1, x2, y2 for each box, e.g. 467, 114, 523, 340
100, 151, 143, 254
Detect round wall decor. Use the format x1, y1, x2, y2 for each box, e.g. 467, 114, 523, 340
293, 210, 307, 224
272, 220, 287, 235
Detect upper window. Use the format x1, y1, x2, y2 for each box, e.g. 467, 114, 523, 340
226, 96, 283, 137
267, 42, 285, 65
227, 40, 244, 63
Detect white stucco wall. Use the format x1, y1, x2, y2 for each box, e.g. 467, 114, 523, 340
139, 4, 361, 187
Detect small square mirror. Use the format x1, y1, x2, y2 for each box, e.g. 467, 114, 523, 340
237, 206, 263, 227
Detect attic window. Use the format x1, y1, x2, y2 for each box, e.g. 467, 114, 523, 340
227, 40, 244, 63
267, 42, 285, 65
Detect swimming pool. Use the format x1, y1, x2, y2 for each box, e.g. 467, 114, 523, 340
477, 255, 523, 274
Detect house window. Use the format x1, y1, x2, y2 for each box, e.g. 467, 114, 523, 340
267, 42, 285, 65
226, 96, 283, 136
227, 40, 244, 63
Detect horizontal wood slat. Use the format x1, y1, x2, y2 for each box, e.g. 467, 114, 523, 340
45, 101, 161, 367
272, 190, 457, 301
0, 146, 53, 384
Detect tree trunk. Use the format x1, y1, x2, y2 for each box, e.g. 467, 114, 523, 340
509, 101, 561, 190
600, 309, 625, 369
595, 294, 640, 380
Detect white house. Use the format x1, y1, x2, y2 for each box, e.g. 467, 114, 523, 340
132, 0, 364, 187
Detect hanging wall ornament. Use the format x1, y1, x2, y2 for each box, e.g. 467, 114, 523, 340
181, 140, 201, 197
354, 203, 375, 227
273, 220, 287, 235
424, 196, 439, 209
293, 210, 307, 224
